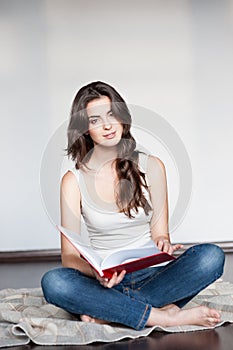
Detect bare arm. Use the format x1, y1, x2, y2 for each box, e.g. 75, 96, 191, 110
60, 170, 126, 286
60, 171, 95, 277
147, 155, 183, 254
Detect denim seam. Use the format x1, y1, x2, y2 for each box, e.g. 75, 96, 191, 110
128, 293, 152, 330
136, 303, 151, 330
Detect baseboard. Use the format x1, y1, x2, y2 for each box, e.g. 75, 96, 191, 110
175, 241, 233, 254
0, 249, 61, 263
0, 241, 232, 263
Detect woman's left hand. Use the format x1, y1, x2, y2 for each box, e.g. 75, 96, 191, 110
155, 238, 183, 255
93, 269, 126, 288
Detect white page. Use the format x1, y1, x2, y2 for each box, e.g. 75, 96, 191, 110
57, 225, 103, 275
101, 241, 161, 270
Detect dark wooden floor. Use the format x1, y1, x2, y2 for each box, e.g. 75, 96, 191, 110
5, 323, 233, 350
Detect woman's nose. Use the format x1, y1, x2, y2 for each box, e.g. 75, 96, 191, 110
102, 117, 112, 130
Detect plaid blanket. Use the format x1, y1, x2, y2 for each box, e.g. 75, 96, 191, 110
0, 279, 233, 347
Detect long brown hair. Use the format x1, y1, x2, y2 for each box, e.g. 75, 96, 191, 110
67, 81, 152, 218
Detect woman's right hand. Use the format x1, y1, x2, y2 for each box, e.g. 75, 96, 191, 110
93, 269, 126, 288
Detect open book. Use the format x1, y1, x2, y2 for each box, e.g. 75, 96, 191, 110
57, 225, 176, 278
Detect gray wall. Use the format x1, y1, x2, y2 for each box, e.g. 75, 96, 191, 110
0, 0, 233, 251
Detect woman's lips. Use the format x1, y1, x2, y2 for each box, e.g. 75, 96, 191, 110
103, 131, 116, 139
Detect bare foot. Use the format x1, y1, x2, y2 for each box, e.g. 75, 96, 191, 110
80, 314, 111, 325
160, 304, 180, 312
146, 304, 221, 328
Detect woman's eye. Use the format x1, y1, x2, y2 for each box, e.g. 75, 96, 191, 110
109, 113, 116, 119
89, 118, 99, 125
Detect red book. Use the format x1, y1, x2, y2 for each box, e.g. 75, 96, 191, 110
57, 225, 175, 278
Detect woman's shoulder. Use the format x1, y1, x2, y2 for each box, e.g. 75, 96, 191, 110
146, 155, 167, 188
61, 169, 76, 182
147, 155, 166, 172
60, 168, 81, 194
138, 152, 166, 174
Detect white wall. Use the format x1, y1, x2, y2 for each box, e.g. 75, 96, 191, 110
1, 0, 233, 251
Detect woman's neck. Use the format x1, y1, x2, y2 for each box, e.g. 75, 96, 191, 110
87, 144, 118, 171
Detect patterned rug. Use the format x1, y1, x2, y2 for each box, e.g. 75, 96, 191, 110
0, 279, 233, 347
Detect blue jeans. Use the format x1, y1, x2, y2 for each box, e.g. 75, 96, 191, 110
41, 244, 225, 330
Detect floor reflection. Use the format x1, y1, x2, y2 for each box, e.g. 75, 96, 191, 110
7, 323, 233, 350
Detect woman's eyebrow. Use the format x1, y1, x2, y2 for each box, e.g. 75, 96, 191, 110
88, 115, 100, 119
88, 110, 112, 118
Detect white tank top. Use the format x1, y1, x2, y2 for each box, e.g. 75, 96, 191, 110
69, 153, 153, 259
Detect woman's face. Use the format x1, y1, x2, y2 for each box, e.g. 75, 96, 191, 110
86, 96, 123, 147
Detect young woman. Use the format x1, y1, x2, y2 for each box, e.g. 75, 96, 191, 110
41, 81, 225, 330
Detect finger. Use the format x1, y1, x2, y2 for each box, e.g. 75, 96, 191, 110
162, 240, 170, 253
157, 239, 164, 250
94, 270, 108, 284
173, 244, 184, 251
116, 270, 126, 283
168, 244, 174, 255
99, 277, 109, 287
107, 270, 126, 288
167, 244, 184, 255
107, 272, 118, 288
